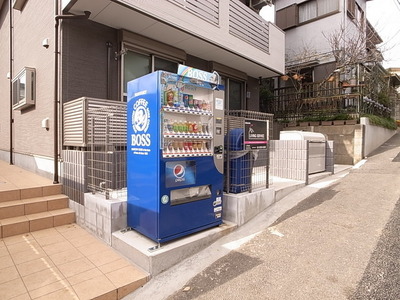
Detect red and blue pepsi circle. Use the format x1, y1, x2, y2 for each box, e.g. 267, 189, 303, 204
173, 164, 185, 178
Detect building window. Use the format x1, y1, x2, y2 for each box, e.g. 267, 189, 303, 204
154, 56, 178, 73
299, 1, 317, 23
122, 50, 179, 101
12, 67, 35, 110
123, 51, 151, 97
318, 0, 339, 16
224, 78, 244, 110
299, 0, 339, 23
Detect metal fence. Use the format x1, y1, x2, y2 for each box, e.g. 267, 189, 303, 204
63, 101, 274, 201
269, 82, 392, 121
224, 110, 273, 193
86, 105, 127, 198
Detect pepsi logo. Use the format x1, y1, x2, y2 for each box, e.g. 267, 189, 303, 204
173, 164, 185, 178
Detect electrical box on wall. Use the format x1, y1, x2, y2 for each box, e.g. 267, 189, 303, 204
12, 67, 36, 110
13, 0, 27, 10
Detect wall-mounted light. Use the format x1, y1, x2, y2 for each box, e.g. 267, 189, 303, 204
6, 72, 10, 79
42, 118, 50, 131
42, 38, 49, 48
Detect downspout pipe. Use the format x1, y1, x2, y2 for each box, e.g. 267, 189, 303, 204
106, 42, 112, 100
9, 0, 13, 165
53, 9, 91, 184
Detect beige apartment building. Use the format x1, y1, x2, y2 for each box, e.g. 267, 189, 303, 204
0, 0, 285, 195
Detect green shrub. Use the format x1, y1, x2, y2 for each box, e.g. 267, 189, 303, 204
362, 114, 397, 130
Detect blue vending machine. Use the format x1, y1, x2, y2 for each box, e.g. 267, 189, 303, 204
127, 66, 225, 243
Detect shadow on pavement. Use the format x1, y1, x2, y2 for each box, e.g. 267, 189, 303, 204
168, 251, 263, 300
271, 183, 340, 227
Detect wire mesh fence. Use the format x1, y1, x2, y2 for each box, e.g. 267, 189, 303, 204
86, 105, 127, 198
224, 110, 272, 193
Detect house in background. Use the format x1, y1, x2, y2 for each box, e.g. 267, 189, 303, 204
0, 0, 284, 202
268, 0, 395, 122
387, 68, 400, 122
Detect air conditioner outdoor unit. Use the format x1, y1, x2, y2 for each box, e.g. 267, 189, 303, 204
250, 0, 271, 10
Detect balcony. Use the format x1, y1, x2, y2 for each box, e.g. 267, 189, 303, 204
63, 0, 284, 78
267, 81, 392, 121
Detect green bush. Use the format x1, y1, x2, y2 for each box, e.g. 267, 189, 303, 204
331, 113, 353, 121
362, 114, 397, 130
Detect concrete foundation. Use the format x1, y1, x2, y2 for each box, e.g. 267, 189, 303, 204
69, 192, 127, 245
112, 222, 237, 276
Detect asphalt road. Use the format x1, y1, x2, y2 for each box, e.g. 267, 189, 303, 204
166, 131, 400, 300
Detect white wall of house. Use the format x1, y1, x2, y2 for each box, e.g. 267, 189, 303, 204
284, 13, 342, 62
276, 0, 370, 66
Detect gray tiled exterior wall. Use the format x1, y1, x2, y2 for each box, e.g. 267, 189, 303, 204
61, 19, 119, 102
0, 0, 55, 158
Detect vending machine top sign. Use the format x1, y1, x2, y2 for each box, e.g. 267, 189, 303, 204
177, 65, 221, 86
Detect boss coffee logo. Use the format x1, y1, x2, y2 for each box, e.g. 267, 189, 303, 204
131, 97, 151, 155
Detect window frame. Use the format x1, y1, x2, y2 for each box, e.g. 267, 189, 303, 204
12, 67, 36, 110
298, 0, 339, 25
223, 77, 246, 111
121, 45, 182, 102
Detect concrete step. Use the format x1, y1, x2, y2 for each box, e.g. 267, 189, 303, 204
0, 184, 63, 202
0, 183, 74, 238
0, 207, 75, 238
0, 194, 69, 218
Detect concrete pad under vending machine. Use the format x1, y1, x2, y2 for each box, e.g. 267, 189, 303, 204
112, 221, 236, 276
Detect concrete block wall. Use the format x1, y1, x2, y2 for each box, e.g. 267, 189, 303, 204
361, 117, 397, 157
286, 125, 359, 164
287, 121, 397, 165
270, 140, 308, 182
69, 193, 127, 245
223, 189, 275, 226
